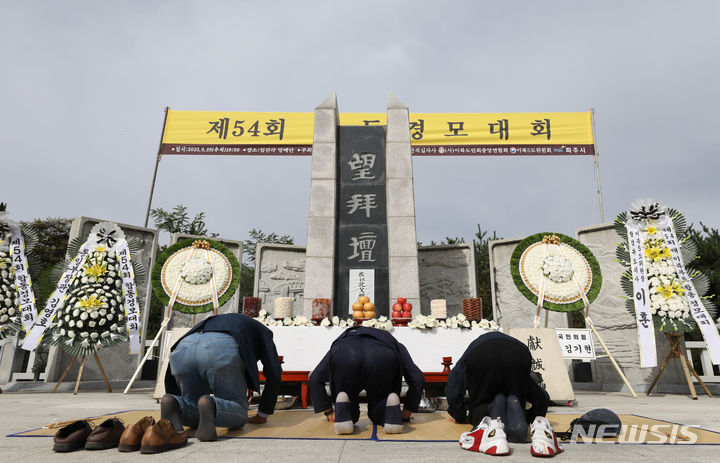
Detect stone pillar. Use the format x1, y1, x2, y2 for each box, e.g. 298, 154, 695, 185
302, 93, 339, 318
386, 94, 420, 310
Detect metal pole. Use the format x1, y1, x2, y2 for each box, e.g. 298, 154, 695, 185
590, 108, 605, 223
144, 107, 170, 227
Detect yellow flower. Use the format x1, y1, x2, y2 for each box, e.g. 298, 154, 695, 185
95, 245, 106, 253
659, 247, 672, 260
671, 280, 685, 296
658, 285, 674, 299
646, 225, 658, 235
84, 263, 107, 279
77, 295, 103, 311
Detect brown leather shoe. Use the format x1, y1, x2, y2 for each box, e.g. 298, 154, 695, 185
86, 417, 125, 450
53, 420, 93, 452
118, 416, 155, 452
140, 418, 187, 454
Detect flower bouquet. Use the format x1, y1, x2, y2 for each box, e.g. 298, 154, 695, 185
511, 232, 602, 325
0, 203, 40, 340
615, 199, 717, 335
38, 222, 146, 358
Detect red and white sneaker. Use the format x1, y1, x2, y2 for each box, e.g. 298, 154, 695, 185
530, 416, 563, 457
459, 416, 510, 456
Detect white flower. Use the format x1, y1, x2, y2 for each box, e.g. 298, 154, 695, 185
378, 316, 388, 323
332, 316, 340, 325
7, 308, 15, 316
76, 321, 83, 329
320, 318, 331, 327
457, 314, 466, 322
449, 320, 458, 329
259, 309, 267, 318
80, 331, 89, 338
90, 311, 98, 319
69, 320, 75, 327
462, 321, 471, 328
480, 319, 490, 329
60, 328, 66, 335
489, 321, 499, 330
101, 331, 110, 338
73, 309, 80, 317
99, 318, 106, 326
438, 321, 447, 328
339, 320, 347, 327
111, 323, 118, 331
88, 321, 96, 328
90, 332, 98, 339
0, 315, 8, 323
282, 317, 292, 326
68, 330, 75, 338
99, 309, 107, 316
363, 319, 377, 328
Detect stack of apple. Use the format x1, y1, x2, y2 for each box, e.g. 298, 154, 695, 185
352, 296, 376, 319
391, 297, 412, 319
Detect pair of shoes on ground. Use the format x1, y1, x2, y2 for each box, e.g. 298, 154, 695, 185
333, 392, 404, 435
53, 418, 125, 452
459, 416, 563, 457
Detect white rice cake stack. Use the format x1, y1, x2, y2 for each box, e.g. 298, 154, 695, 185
430, 299, 447, 319
274, 297, 294, 319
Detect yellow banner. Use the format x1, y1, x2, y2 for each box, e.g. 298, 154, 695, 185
160, 110, 594, 156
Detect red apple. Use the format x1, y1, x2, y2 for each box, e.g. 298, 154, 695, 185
392, 310, 402, 318
402, 303, 413, 311
397, 297, 407, 305
401, 310, 412, 318
392, 303, 403, 311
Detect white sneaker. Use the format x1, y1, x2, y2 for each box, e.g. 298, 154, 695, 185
530, 416, 563, 457
459, 416, 510, 456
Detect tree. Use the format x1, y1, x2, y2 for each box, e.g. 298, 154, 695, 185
688, 223, 720, 319
473, 226, 501, 320
19, 217, 71, 308
150, 204, 211, 236
239, 229, 295, 299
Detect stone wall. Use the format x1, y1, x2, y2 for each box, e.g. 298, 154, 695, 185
254, 244, 306, 317
418, 243, 476, 317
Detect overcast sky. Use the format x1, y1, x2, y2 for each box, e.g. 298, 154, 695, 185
3, 1, 719, 249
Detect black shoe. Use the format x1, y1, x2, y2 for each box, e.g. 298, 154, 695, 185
53, 420, 93, 452
196, 395, 218, 441
160, 394, 183, 432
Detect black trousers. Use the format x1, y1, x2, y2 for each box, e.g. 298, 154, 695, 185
464, 338, 539, 427
328, 335, 401, 425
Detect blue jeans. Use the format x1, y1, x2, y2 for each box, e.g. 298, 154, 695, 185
169, 332, 248, 429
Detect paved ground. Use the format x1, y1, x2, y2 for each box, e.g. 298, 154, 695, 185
1, 388, 718, 462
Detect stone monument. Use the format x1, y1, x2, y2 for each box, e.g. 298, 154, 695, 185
302, 94, 420, 318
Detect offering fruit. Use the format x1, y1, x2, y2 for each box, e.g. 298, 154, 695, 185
397, 297, 407, 305
402, 310, 412, 318
402, 303, 413, 312
353, 310, 364, 319
352, 302, 364, 311
363, 302, 375, 312
392, 310, 402, 318
365, 311, 376, 319
358, 296, 370, 304
392, 302, 403, 312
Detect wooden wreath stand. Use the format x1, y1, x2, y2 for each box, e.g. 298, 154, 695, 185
646, 334, 713, 400
52, 351, 112, 395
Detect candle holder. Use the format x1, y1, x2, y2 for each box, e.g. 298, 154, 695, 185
441, 356, 453, 374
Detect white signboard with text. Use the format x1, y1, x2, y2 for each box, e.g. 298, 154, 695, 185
555, 328, 596, 360
348, 269, 375, 314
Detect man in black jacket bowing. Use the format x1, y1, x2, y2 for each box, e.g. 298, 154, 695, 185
309, 326, 425, 434
162, 313, 282, 441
